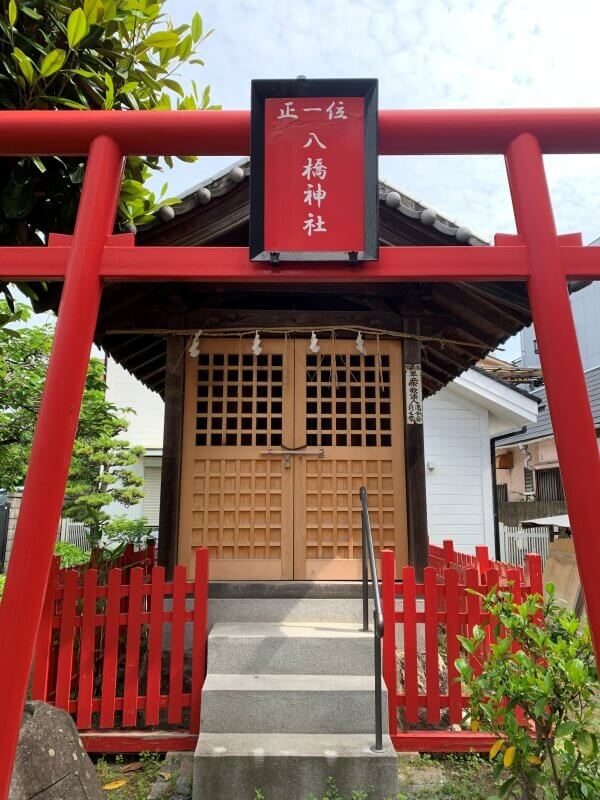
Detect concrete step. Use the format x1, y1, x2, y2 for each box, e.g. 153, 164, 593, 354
200, 673, 388, 735
207, 622, 374, 676
208, 596, 374, 628
193, 733, 399, 800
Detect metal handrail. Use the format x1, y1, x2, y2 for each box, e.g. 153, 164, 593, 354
359, 486, 385, 752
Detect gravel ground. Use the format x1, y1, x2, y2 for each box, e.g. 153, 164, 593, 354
146, 753, 193, 800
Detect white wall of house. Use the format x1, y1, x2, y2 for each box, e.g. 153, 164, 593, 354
105, 358, 165, 527
424, 369, 538, 553
424, 385, 495, 554
105, 358, 164, 450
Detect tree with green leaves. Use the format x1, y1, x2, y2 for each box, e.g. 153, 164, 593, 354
0, 0, 216, 309
457, 585, 599, 800
0, 302, 145, 547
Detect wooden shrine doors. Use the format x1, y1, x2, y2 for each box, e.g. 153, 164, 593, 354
179, 337, 407, 579
293, 339, 407, 578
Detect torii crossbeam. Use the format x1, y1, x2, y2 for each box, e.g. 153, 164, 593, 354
0, 109, 599, 796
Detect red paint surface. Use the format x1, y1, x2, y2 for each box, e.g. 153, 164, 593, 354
3, 242, 600, 283
1, 108, 600, 156
0, 136, 124, 799
506, 134, 600, 655
29, 551, 209, 744
382, 546, 544, 751
80, 733, 198, 753
264, 97, 365, 253
0, 108, 598, 792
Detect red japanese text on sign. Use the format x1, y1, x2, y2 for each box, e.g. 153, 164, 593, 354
263, 96, 365, 253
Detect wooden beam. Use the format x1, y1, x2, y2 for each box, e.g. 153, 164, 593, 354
157, 336, 186, 577
402, 316, 429, 581
99, 244, 530, 282
104, 308, 408, 334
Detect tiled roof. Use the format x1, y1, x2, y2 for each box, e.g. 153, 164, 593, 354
142, 158, 489, 247
497, 365, 600, 446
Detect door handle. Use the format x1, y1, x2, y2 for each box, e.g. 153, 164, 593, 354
260, 447, 325, 458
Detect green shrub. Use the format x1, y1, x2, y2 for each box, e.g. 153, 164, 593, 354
54, 540, 89, 569
456, 584, 599, 799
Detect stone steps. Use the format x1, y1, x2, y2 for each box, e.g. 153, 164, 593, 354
193, 617, 399, 799
207, 621, 374, 675
201, 672, 387, 734
207, 596, 375, 628
194, 733, 399, 800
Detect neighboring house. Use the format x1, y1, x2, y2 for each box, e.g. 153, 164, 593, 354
496, 364, 600, 510
108, 357, 537, 555
104, 358, 164, 532
497, 249, 599, 520
424, 367, 536, 553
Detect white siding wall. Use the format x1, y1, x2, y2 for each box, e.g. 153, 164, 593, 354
424, 385, 494, 554
105, 358, 164, 450
142, 464, 162, 527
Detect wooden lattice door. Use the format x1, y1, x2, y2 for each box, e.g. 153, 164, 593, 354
293, 339, 407, 578
179, 337, 407, 579
179, 339, 294, 579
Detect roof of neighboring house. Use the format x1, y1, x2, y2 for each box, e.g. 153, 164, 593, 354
471, 365, 540, 402
496, 364, 600, 446
477, 354, 544, 388
33, 161, 539, 398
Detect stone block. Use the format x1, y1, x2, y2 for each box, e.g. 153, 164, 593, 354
9, 701, 103, 800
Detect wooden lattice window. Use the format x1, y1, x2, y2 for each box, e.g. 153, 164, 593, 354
305, 353, 392, 448
195, 352, 284, 447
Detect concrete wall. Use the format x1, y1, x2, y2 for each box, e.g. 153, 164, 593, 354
3, 491, 22, 570
497, 500, 567, 526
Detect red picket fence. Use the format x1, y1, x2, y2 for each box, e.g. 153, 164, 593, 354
82, 541, 157, 581
31, 548, 209, 753
428, 540, 525, 583
382, 548, 544, 752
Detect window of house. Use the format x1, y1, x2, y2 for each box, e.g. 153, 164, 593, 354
535, 467, 565, 502
496, 483, 508, 503
533, 339, 539, 354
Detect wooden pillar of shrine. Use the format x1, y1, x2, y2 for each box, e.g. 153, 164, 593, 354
158, 335, 186, 577
402, 314, 429, 581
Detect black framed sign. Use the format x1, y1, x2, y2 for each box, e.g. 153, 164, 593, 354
250, 78, 378, 263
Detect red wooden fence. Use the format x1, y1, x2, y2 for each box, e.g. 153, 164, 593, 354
428, 539, 525, 583
31, 548, 209, 753
382, 547, 544, 752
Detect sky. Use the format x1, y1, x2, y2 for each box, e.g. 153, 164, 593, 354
26, 0, 600, 361
155, 0, 600, 361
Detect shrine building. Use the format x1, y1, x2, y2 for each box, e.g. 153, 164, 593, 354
35, 158, 533, 582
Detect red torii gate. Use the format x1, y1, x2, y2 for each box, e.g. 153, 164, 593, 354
0, 109, 599, 795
